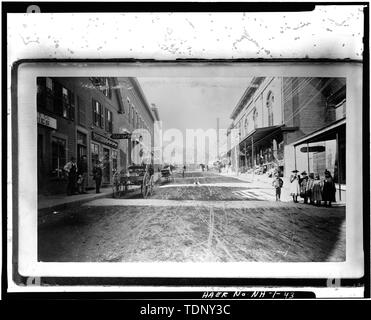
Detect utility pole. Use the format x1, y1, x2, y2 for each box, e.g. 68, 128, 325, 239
216, 117, 220, 160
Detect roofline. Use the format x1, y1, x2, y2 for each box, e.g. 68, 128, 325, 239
230, 77, 265, 120
129, 78, 156, 123
151, 105, 161, 121
292, 118, 346, 147
112, 78, 125, 113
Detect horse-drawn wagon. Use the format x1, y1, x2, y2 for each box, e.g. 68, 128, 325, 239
112, 164, 154, 198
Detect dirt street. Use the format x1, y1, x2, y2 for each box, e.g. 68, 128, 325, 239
38, 171, 345, 262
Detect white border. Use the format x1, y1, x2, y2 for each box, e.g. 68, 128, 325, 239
13, 62, 363, 280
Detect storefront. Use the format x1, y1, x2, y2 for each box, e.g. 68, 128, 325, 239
239, 125, 288, 176
292, 118, 346, 202
90, 131, 119, 186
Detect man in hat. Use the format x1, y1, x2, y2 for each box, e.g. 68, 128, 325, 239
64, 156, 78, 196
300, 171, 309, 204
272, 172, 284, 201
323, 169, 336, 207
92, 160, 103, 194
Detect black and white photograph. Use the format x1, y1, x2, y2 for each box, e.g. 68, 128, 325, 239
4, 2, 369, 300
36, 75, 347, 263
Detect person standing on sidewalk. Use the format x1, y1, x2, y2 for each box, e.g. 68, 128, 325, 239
272, 173, 284, 201
93, 161, 103, 194
64, 156, 78, 196
77, 155, 88, 194
289, 169, 300, 203
322, 169, 336, 207
300, 171, 309, 204
312, 174, 323, 206
306, 173, 315, 204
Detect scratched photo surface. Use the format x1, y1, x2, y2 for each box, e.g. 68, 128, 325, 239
36, 76, 346, 263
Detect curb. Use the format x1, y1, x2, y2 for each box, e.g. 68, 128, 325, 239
38, 190, 113, 218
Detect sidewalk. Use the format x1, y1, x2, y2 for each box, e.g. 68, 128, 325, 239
220, 172, 292, 202
38, 172, 162, 215
38, 187, 113, 215
219, 171, 345, 206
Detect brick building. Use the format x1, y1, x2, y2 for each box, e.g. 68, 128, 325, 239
37, 77, 157, 195
226, 77, 346, 200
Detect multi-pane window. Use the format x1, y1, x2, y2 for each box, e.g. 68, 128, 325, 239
60, 86, 75, 120
92, 99, 104, 128
105, 109, 113, 133
37, 77, 55, 112
52, 84, 75, 120
37, 78, 75, 120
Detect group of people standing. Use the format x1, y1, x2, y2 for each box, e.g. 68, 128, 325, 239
289, 169, 336, 207
63, 156, 104, 195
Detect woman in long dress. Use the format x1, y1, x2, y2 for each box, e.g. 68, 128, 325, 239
306, 173, 315, 204
289, 170, 300, 203
312, 174, 323, 206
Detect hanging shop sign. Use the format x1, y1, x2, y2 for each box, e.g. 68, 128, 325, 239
300, 146, 326, 153
37, 112, 57, 129
111, 132, 131, 139
92, 131, 118, 148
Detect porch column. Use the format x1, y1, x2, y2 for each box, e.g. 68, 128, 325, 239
244, 140, 248, 169
294, 145, 297, 170
307, 142, 310, 174
336, 132, 342, 201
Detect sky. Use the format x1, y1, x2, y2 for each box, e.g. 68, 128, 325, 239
137, 77, 252, 164
138, 77, 252, 133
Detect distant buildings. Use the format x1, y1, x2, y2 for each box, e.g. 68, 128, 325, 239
37, 77, 158, 195
226, 77, 346, 201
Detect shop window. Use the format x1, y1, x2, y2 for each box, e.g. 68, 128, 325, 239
92, 99, 104, 128
105, 109, 113, 133
112, 150, 118, 172
91, 142, 100, 168
266, 91, 274, 126
77, 96, 86, 126
51, 136, 66, 178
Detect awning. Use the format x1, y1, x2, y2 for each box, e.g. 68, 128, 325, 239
240, 124, 297, 147
293, 118, 346, 147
